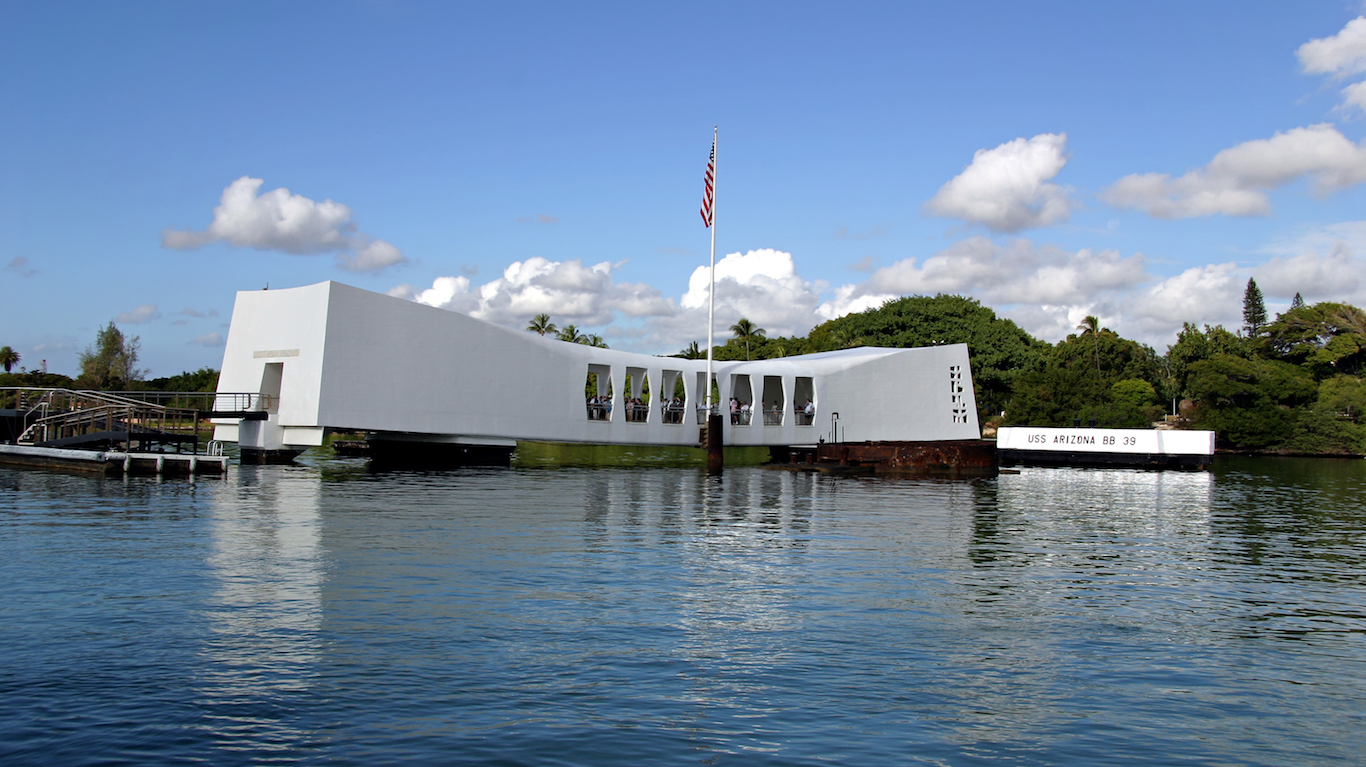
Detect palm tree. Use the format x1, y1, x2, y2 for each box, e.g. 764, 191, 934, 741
526, 314, 557, 336
582, 334, 608, 349
831, 328, 865, 350
729, 318, 766, 361
0, 346, 18, 374
679, 341, 703, 360
556, 324, 585, 344
1077, 315, 1101, 378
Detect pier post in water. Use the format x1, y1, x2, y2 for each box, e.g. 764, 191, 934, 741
706, 412, 724, 475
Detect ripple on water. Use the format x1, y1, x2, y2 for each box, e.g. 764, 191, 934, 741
1, 460, 1364, 766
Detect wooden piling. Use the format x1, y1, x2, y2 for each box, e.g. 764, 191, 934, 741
706, 412, 724, 474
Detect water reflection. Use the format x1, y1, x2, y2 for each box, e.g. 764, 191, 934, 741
195, 466, 324, 754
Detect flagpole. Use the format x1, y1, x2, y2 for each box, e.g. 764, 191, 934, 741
706, 125, 717, 413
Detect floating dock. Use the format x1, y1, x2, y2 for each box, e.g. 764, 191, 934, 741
0, 444, 228, 476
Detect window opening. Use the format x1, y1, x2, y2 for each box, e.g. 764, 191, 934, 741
762, 375, 785, 426
794, 376, 815, 425
585, 364, 613, 421
661, 369, 685, 425
729, 374, 754, 426
625, 367, 650, 423
695, 372, 719, 423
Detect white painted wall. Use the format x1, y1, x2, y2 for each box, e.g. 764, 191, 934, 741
215, 281, 982, 449
997, 427, 1216, 455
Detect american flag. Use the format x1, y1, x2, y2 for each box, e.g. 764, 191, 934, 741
700, 139, 715, 227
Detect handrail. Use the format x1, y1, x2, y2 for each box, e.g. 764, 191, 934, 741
3, 386, 266, 453
1, 387, 272, 413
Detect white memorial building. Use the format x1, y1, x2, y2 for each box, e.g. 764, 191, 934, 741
212, 281, 981, 463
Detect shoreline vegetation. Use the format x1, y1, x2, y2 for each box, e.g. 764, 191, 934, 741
8, 282, 1366, 457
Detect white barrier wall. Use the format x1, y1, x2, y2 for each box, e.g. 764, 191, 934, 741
215, 281, 983, 450
996, 427, 1216, 456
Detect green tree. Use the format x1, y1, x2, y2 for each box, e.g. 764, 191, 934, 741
1243, 278, 1267, 338
1263, 301, 1366, 378
1110, 378, 1162, 426
1291, 292, 1305, 311
677, 341, 703, 360
1186, 354, 1317, 449
1076, 315, 1101, 378
729, 318, 766, 361
0, 346, 18, 374
146, 367, 220, 392
1006, 326, 1162, 427
582, 334, 609, 348
813, 294, 1047, 419
556, 324, 585, 344
1165, 322, 1248, 399
76, 321, 144, 390
526, 314, 557, 336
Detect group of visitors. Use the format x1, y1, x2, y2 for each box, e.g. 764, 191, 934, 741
727, 397, 815, 425
727, 397, 753, 425
585, 395, 612, 420
662, 397, 686, 424
586, 394, 814, 425
584, 395, 663, 422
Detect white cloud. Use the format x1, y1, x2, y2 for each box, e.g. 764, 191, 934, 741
1256, 222, 1366, 304
825, 237, 1147, 315
1341, 80, 1366, 114
924, 133, 1075, 232
1298, 17, 1366, 77
191, 332, 225, 347
392, 233, 1366, 354
408, 257, 675, 330
396, 249, 824, 353
1127, 263, 1242, 326
1103, 124, 1366, 218
116, 304, 160, 324
162, 176, 407, 272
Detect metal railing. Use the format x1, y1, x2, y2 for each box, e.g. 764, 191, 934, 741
2, 387, 272, 452
696, 404, 720, 424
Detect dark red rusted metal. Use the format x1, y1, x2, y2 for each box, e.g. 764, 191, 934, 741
783, 439, 997, 478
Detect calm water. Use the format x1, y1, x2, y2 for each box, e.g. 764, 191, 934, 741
2, 456, 1364, 766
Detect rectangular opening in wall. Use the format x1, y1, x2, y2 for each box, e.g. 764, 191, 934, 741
762, 375, 785, 426
693, 372, 719, 423
729, 373, 753, 426
625, 367, 649, 423
586, 364, 612, 421
794, 376, 815, 425
662, 369, 684, 425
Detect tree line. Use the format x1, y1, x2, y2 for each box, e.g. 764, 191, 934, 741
657, 282, 1366, 454
12, 284, 1365, 453
0, 321, 219, 394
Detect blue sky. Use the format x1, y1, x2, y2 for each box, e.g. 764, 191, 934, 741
6, 2, 1366, 377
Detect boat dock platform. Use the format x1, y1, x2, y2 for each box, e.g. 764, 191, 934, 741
0, 444, 228, 476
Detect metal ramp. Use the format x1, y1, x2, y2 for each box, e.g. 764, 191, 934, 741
4, 388, 270, 454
